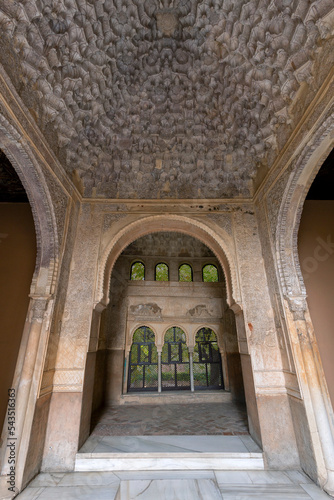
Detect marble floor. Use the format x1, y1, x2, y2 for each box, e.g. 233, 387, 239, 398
76, 435, 264, 471
91, 401, 248, 436
79, 434, 262, 454
12, 470, 331, 500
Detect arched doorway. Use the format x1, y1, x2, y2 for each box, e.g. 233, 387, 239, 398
298, 147, 334, 406
193, 328, 224, 390
84, 231, 248, 449
276, 126, 334, 493
0, 117, 58, 492
161, 327, 190, 391
128, 326, 158, 392
0, 149, 37, 433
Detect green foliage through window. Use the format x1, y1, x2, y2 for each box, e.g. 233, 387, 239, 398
179, 264, 192, 282
202, 264, 219, 282
155, 263, 169, 281
130, 261, 145, 280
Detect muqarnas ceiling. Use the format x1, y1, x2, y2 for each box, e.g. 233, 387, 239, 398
0, 0, 333, 198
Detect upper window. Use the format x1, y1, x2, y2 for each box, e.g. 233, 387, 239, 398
179, 264, 193, 282
155, 263, 169, 281
202, 264, 219, 282
130, 261, 145, 280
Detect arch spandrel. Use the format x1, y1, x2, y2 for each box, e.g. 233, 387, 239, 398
96, 214, 240, 310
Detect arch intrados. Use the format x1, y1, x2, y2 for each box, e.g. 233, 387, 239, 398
277, 126, 334, 298
0, 118, 58, 293
98, 215, 236, 308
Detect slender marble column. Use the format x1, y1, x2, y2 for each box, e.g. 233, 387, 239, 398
189, 349, 195, 392
123, 351, 130, 393
158, 352, 162, 393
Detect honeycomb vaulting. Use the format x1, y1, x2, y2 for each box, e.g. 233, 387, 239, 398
0, 0, 333, 198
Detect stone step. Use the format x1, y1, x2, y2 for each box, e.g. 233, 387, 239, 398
117, 390, 232, 405
75, 452, 265, 472
75, 435, 264, 472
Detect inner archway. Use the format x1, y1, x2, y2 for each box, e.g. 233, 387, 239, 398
0, 149, 37, 433
82, 231, 250, 457
298, 147, 334, 406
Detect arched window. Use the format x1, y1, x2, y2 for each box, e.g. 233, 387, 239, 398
128, 326, 158, 392
130, 261, 145, 280
155, 262, 169, 281
179, 263, 193, 282
161, 327, 190, 390
202, 264, 219, 282
193, 328, 223, 390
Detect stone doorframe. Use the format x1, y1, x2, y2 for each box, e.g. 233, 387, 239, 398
91, 214, 294, 467
276, 112, 334, 495
0, 113, 58, 493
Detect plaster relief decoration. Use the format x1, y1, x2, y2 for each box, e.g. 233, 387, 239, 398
187, 304, 213, 317
129, 302, 162, 318
1, 1, 333, 198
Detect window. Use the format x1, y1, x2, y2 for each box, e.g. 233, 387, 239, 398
155, 262, 169, 281
179, 263, 193, 282
202, 264, 219, 282
161, 327, 190, 390
130, 261, 145, 280
193, 328, 223, 389
128, 326, 158, 391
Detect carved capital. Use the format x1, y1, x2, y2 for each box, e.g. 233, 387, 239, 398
286, 295, 308, 321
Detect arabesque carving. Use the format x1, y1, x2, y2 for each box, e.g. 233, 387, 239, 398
1, 0, 333, 198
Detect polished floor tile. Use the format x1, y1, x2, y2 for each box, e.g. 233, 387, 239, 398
13, 470, 331, 500
217, 484, 311, 499
115, 478, 222, 500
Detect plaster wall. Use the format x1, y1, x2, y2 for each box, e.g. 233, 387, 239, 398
0, 203, 36, 433
298, 200, 334, 407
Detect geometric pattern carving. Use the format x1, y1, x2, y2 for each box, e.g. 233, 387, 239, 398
1, 1, 333, 199
53, 369, 84, 392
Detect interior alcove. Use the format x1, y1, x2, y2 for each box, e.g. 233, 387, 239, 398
0, 149, 37, 432
88, 231, 246, 438
298, 147, 334, 407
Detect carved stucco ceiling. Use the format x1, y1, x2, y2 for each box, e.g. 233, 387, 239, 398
122, 231, 215, 257
0, 1, 333, 199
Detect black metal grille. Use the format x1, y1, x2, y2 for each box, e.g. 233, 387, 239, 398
193, 328, 224, 390
161, 327, 190, 390
128, 326, 158, 392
